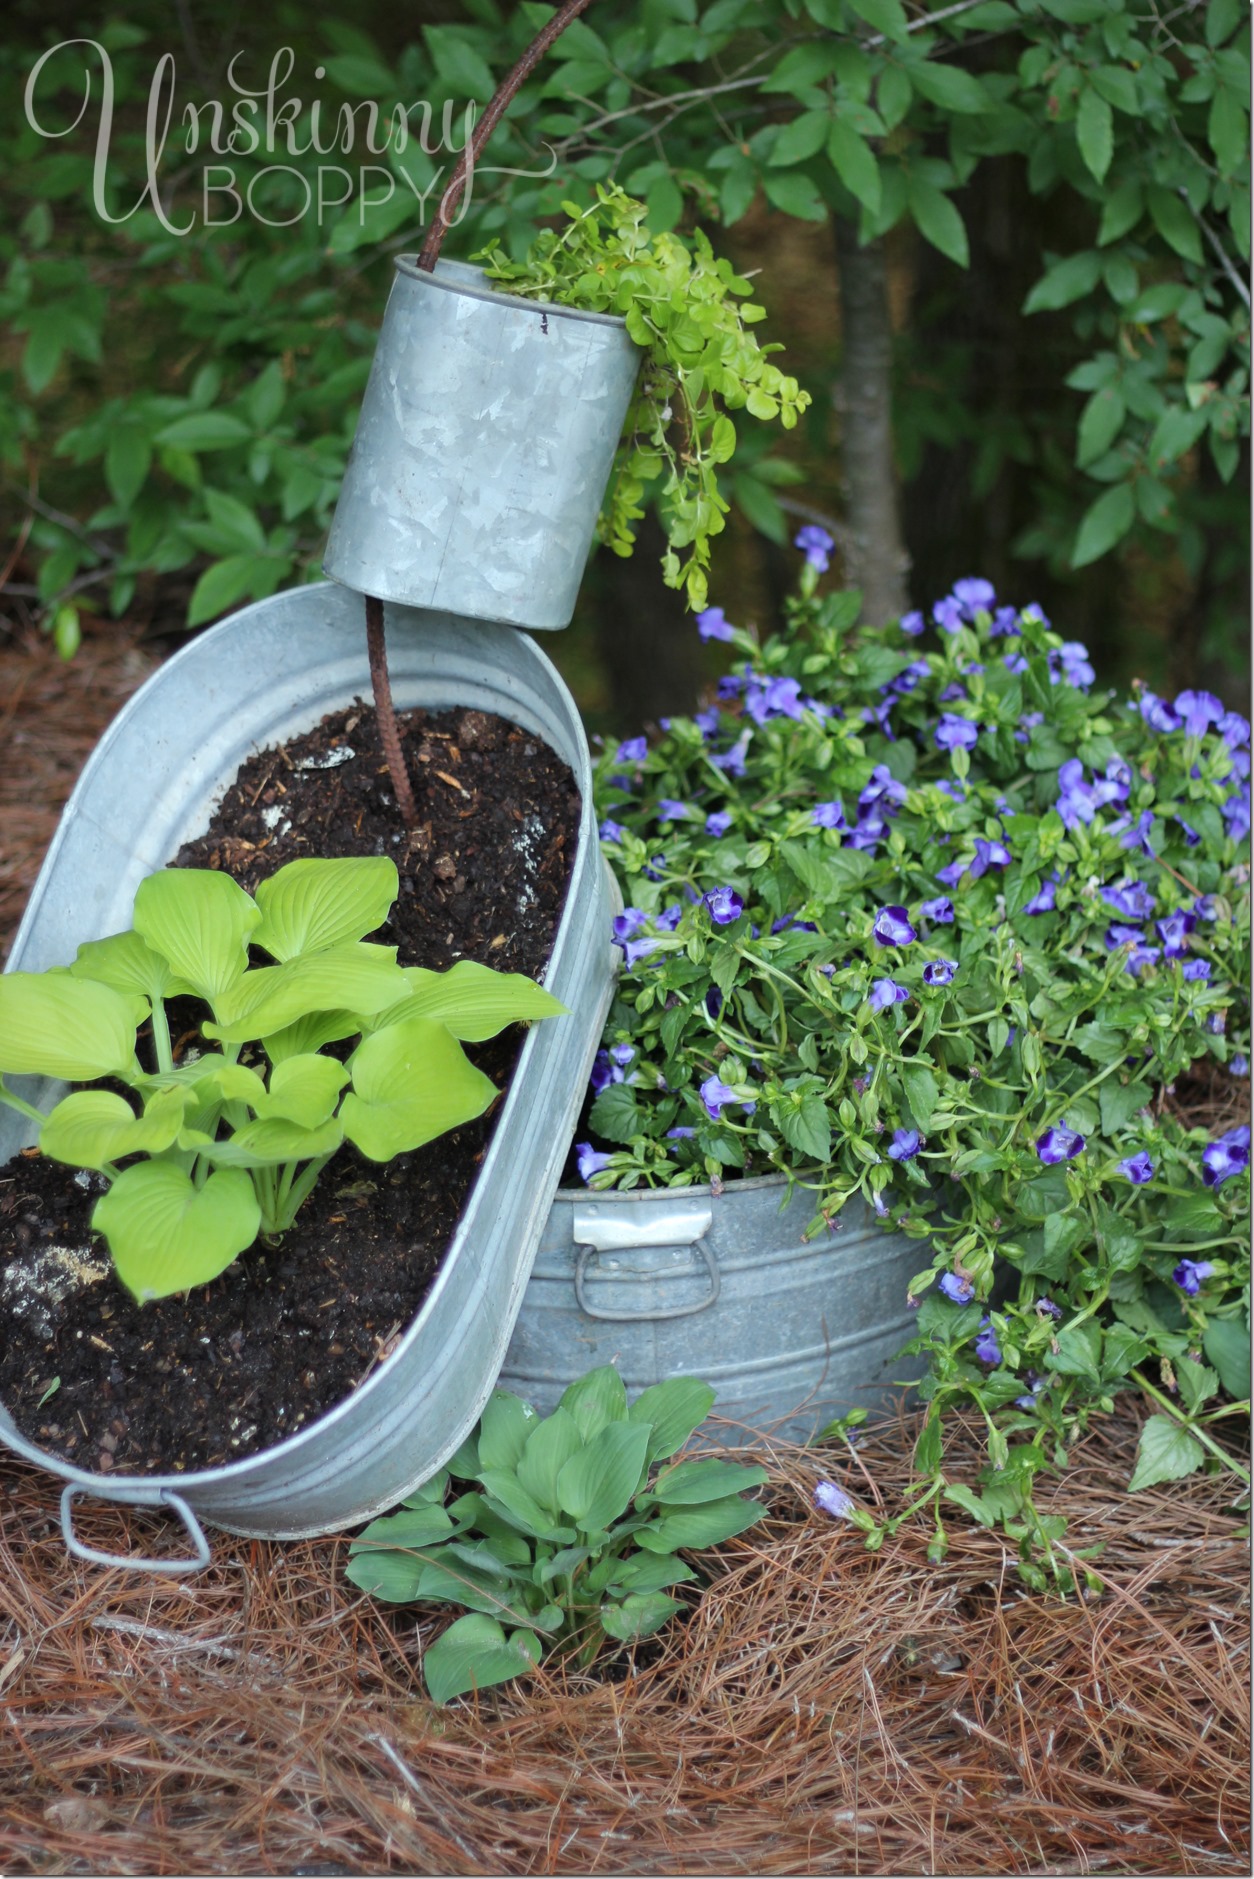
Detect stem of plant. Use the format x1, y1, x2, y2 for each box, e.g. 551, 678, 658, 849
416, 0, 598, 273
364, 594, 416, 828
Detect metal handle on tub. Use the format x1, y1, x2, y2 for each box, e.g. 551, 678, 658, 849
572, 1203, 719, 1322
60, 1484, 211, 1575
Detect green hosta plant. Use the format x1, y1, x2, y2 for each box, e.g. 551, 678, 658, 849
346, 1365, 766, 1705
474, 185, 811, 612
0, 856, 564, 1302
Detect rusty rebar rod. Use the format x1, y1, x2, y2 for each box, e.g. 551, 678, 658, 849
365, 593, 417, 828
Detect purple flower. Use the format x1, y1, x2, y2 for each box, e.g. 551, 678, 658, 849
655, 904, 684, 931
922, 958, 957, 987
1138, 689, 1181, 734
1051, 641, 1095, 689
1101, 880, 1156, 921
939, 1271, 975, 1305
919, 896, 955, 924
859, 765, 908, 813
974, 1316, 1002, 1365
795, 524, 834, 572
872, 905, 917, 947
1036, 1297, 1063, 1320
990, 606, 1021, 638
1118, 811, 1157, 857
1182, 959, 1211, 981
934, 595, 964, 634
888, 1128, 923, 1161
1208, 1012, 1226, 1035
1202, 1125, 1250, 1189
868, 978, 910, 1012
694, 705, 721, 739
938, 682, 968, 704
771, 914, 817, 935
1118, 1150, 1154, 1184
666, 1126, 696, 1142
1036, 1123, 1085, 1164
1231, 1054, 1249, 1076
813, 799, 847, 830
599, 819, 627, 844
935, 713, 979, 751
622, 937, 663, 968
616, 736, 647, 764
703, 885, 744, 926
697, 606, 735, 641
1155, 909, 1197, 957
1172, 1258, 1216, 1296
1174, 690, 1225, 739
934, 858, 967, 888
612, 908, 648, 944
704, 985, 723, 1020
970, 837, 1012, 878
746, 675, 806, 724
1023, 876, 1058, 915
953, 576, 996, 615
1015, 1372, 1046, 1410
814, 1480, 856, 1520
1003, 651, 1029, 675
576, 1142, 614, 1182
657, 798, 695, 823
712, 730, 752, 776
705, 809, 732, 838
861, 698, 896, 739
1106, 922, 1145, 951
609, 1044, 635, 1070
589, 1051, 615, 1095
900, 609, 926, 637
700, 1074, 755, 1120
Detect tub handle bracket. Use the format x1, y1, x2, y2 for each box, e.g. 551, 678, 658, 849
573, 1204, 720, 1322
60, 1485, 211, 1575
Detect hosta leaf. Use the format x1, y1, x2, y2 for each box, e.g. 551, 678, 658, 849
515, 1405, 584, 1517
0, 973, 145, 1081
635, 1494, 764, 1553
649, 1458, 770, 1505
627, 1376, 716, 1462
599, 1592, 682, 1641
558, 1364, 628, 1441
477, 1469, 570, 1540
372, 960, 566, 1040
556, 1419, 652, 1532
185, 1115, 343, 1167
205, 944, 409, 1042
422, 1613, 541, 1706
252, 1054, 349, 1129
477, 1389, 540, 1471
604, 1552, 697, 1596
261, 1009, 363, 1064
39, 1088, 184, 1171
93, 1161, 260, 1301
251, 856, 399, 962
70, 929, 192, 1002
132, 868, 260, 1002
340, 1016, 496, 1161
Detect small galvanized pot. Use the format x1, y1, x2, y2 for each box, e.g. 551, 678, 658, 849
500, 1176, 925, 1443
0, 582, 618, 1568
322, 258, 643, 630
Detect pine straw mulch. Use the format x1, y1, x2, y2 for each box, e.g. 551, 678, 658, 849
0, 1396, 1248, 1879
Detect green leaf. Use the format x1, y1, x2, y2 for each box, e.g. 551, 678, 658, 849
846, 0, 908, 39
1209, 85, 1248, 178
1089, 64, 1140, 115
907, 60, 989, 114
604, 1551, 696, 1596
775, 1092, 832, 1161
187, 554, 279, 628
39, 1089, 184, 1171
627, 1376, 716, 1462
1076, 385, 1126, 466
206, 943, 409, 1041
589, 1081, 643, 1145
559, 1364, 628, 1441
93, 1162, 260, 1302
252, 856, 399, 962
877, 63, 912, 131
203, 487, 265, 552
906, 176, 969, 268
422, 1613, 541, 1707
0, 972, 145, 1081
635, 1494, 763, 1553
1098, 179, 1143, 245
1050, 1319, 1102, 1380
827, 119, 881, 214
105, 426, 152, 508
650, 1458, 769, 1505
769, 111, 831, 168
476, 1469, 565, 1539
599, 1591, 682, 1641
1146, 185, 1204, 264
155, 412, 251, 451
515, 1405, 584, 1516
1076, 86, 1113, 184
1203, 1319, 1251, 1400
900, 1061, 939, 1130
477, 1388, 540, 1471
133, 867, 260, 1003
556, 1418, 652, 1531
1098, 1078, 1152, 1136
1071, 481, 1135, 567
762, 171, 828, 222
70, 929, 189, 1003
251, 1054, 349, 1129
1023, 251, 1102, 313
340, 1015, 496, 1161
423, 24, 498, 99
186, 1114, 343, 1168
1127, 1414, 1206, 1492
1146, 403, 1210, 472
379, 959, 566, 1040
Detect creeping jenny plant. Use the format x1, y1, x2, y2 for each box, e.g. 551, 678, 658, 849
0, 856, 565, 1301
474, 186, 810, 613
347, 1365, 765, 1705
580, 539, 1250, 1574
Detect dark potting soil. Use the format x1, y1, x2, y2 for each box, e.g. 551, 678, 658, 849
0, 700, 579, 1476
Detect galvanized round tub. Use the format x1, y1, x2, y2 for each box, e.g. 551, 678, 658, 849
0, 581, 618, 1565
500, 1176, 926, 1443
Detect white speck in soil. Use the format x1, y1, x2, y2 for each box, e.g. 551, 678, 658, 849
260, 804, 291, 835
296, 746, 355, 771
513, 812, 547, 915
1, 1241, 111, 1341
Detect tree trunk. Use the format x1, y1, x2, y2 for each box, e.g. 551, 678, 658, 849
832, 219, 910, 625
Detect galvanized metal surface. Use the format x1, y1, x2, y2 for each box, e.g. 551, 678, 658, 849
323, 259, 642, 629
1, 581, 618, 1552
500, 1176, 925, 1443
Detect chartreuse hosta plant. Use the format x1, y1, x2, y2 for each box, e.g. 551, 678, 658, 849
579, 531, 1250, 1581
347, 1365, 765, 1706
474, 186, 810, 612
0, 857, 564, 1303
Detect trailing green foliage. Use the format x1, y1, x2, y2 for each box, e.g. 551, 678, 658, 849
581, 538, 1250, 1577
475, 186, 810, 610
346, 1366, 766, 1704
0, 857, 565, 1300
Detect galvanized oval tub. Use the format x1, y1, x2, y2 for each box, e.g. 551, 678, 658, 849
322, 257, 643, 630
500, 1176, 926, 1443
0, 581, 617, 1564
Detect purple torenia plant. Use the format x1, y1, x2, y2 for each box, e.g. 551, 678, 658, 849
1036, 1123, 1085, 1164
872, 906, 916, 947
